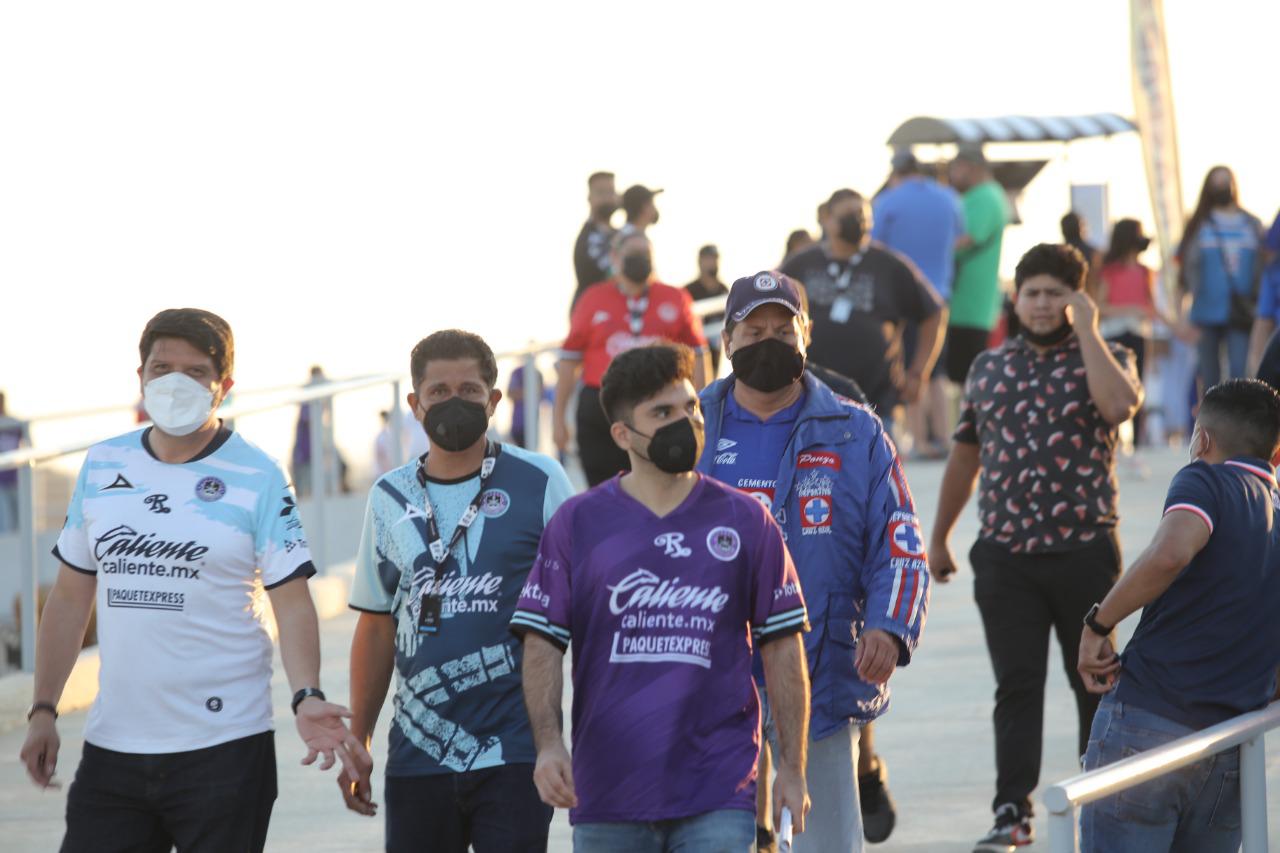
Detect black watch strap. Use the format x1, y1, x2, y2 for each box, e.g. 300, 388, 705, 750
27, 701, 58, 722
1083, 603, 1114, 636
291, 687, 325, 715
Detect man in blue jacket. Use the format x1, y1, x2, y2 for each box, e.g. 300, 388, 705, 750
697, 271, 930, 852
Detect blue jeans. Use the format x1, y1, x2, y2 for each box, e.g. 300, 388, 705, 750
1080, 695, 1242, 853
572, 809, 754, 852
1195, 325, 1249, 391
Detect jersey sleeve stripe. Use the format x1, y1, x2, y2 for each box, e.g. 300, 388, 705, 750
753, 618, 809, 643
52, 544, 94, 575
510, 610, 571, 641
763, 607, 808, 626
510, 615, 570, 650
1164, 503, 1214, 534
263, 561, 317, 590
349, 603, 392, 615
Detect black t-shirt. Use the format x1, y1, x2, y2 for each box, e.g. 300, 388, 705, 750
684, 278, 728, 325
781, 242, 943, 411
573, 219, 615, 307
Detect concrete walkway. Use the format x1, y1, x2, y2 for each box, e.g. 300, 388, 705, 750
2, 447, 1278, 850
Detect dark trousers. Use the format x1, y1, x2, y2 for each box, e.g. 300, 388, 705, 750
970, 534, 1121, 815
576, 385, 630, 487
385, 763, 552, 853
1107, 331, 1147, 444
62, 732, 277, 853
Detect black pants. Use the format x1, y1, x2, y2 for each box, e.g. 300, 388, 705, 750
385, 763, 552, 853
970, 534, 1121, 815
62, 732, 277, 853
1107, 331, 1148, 445
945, 325, 991, 385
576, 385, 630, 487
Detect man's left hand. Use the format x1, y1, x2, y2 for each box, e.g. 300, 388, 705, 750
855, 629, 899, 684
295, 697, 372, 777
1077, 630, 1121, 695
1065, 291, 1100, 334
901, 372, 924, 404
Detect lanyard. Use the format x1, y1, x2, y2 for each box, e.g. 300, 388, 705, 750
826, 252, 865, 292
620, 283, 650, 335
414, 440, 500, 569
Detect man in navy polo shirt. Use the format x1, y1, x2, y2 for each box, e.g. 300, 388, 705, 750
1077, 378, 1280, 852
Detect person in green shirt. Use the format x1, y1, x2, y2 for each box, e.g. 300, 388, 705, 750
946, 147, 1011, 385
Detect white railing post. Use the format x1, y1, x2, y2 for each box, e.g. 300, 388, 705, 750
18, 460, 38, 672
1239, 735, 1267, 852
308, 399, 327, 573
389, 380, 404, 469
1044, 785, 1079, 853
522, 350, 539, 451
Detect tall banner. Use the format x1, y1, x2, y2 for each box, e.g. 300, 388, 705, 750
1130, 0, 1183, 286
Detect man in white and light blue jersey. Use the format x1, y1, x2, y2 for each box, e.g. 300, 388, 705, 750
342, 330, 573, 853
19, 308, 367, 853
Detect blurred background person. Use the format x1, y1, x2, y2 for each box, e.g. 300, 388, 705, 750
684, 244, 728, 374
621, 183, 662, 232
1061, 210, 1104, 297
946, 146, 1011, 387
1246, 207, 1280, 373
783, 228, 815, 264
1178, 165, 1266, 391
572, 171, 619, 308
873, 147, 967, 459
506, 361, 548, 449
0, 392, 26, 534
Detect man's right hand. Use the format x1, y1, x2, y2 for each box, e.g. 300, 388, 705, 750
19, 714, 61, 789
337, 750, 377, 816
533, 742, 577, 808
929, 536, 958, 583
772, 764, 810, 834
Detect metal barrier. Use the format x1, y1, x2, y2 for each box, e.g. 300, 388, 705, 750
1043, 700, 1280, 851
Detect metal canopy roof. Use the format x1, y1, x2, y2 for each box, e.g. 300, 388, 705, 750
887, 113, 1137, 146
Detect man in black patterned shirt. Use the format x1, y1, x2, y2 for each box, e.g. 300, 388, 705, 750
928, 244, 1142, 851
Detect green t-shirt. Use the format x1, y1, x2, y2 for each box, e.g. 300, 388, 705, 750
950, 180, 1010, 330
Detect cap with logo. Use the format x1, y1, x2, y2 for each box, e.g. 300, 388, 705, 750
725, 271, 804, 324
622, 184, 663, 218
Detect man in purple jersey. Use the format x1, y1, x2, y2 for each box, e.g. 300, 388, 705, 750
511, 343, 812, 852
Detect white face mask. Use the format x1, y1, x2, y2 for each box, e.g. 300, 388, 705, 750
144, 372, 216, 437
1189, 427, 1203, 464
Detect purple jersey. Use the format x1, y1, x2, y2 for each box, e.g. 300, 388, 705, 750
510, 474, 808, 824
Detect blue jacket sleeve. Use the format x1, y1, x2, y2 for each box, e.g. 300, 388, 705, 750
859, 427, 929, 665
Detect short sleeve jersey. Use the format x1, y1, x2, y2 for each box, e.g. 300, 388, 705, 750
953, 335, 1137, 554
573, 219, 615, 302
350, 444, 574, 776
510, 475, 807, 824
561, 280, 709, 388
950, 180, 1011, 330
781, 242, 943, 411
1117, 459, 1280, 729
53, 427, 314, 753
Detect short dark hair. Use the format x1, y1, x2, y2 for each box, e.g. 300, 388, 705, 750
588, 171, 614, 188
1199, 379, 1280, 460
599, 344, 695, 423
1014, 243, 1087, 291
827, 188, 863, 209
410, 330, 498, 390
138, 308, 234, 381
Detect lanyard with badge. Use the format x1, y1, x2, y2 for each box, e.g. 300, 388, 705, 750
827, 252, 863, 324
626, 291, 650, 335
412, 441, 500, 635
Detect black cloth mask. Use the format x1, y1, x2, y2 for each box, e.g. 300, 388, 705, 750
1209, 187, 1234, 207
423, 397, 490, 452
622, 254, 653, 284
1021, 320, 1074, 348
629, 417, 704, 474
837, 212, 865, 246
731, 338, 806, 393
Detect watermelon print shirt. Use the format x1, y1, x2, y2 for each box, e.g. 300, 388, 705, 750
953, 334, 1138, 554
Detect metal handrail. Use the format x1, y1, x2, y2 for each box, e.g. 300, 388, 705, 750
1043, 700, 1280, 851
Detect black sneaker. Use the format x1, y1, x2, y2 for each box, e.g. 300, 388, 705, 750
756, 824, 777, 853
973, 803, 1035, 852
858, 755, 897, 843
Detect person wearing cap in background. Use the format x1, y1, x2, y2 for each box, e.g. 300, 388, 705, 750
946, 145, 1011, 387
554, 228, 711, 486
622, 183, 662, 231
780, 187, 947, 441
685, 244, 729, 374
873, 148, 968, 460
698, 271, 930, 852
572, 171, 619, 309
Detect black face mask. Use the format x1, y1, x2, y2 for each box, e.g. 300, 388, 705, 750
836, 212, 865, 246
1021, 320, 1074, 348
731, 337, 806, 393
423, 396, 490, 452
629, 417, 704, 474
621, 254, 653, 284
704, 265, 719, 278
1208, 187, 1233, 207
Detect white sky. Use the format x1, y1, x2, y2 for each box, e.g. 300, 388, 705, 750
3, 1, 1276, 464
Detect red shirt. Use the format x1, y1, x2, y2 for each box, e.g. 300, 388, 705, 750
1101, 261, 1154, 310
562, 280, 708, 387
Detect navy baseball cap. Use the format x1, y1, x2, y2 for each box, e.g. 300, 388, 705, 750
726, 271, 804, 324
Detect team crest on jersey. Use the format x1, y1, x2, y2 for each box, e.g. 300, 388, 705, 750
889, 512, 926, 560
706, 526, 741, 561
800, 495, 833, 534
796, 470, 834, 498
754, 273, 778, 291
194, 476, 226, 502
657, 303, 679, 323
479, 488, 510, 518
591, 310, 611, 325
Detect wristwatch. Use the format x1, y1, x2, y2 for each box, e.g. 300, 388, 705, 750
27, 701, 58, 722
1083, 603, 1114, 637
291, 687, 326, 715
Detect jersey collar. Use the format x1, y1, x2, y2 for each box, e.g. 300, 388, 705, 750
1224, 458, 1278, 487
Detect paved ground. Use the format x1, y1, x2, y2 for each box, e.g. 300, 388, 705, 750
2, 447, 1278, 851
